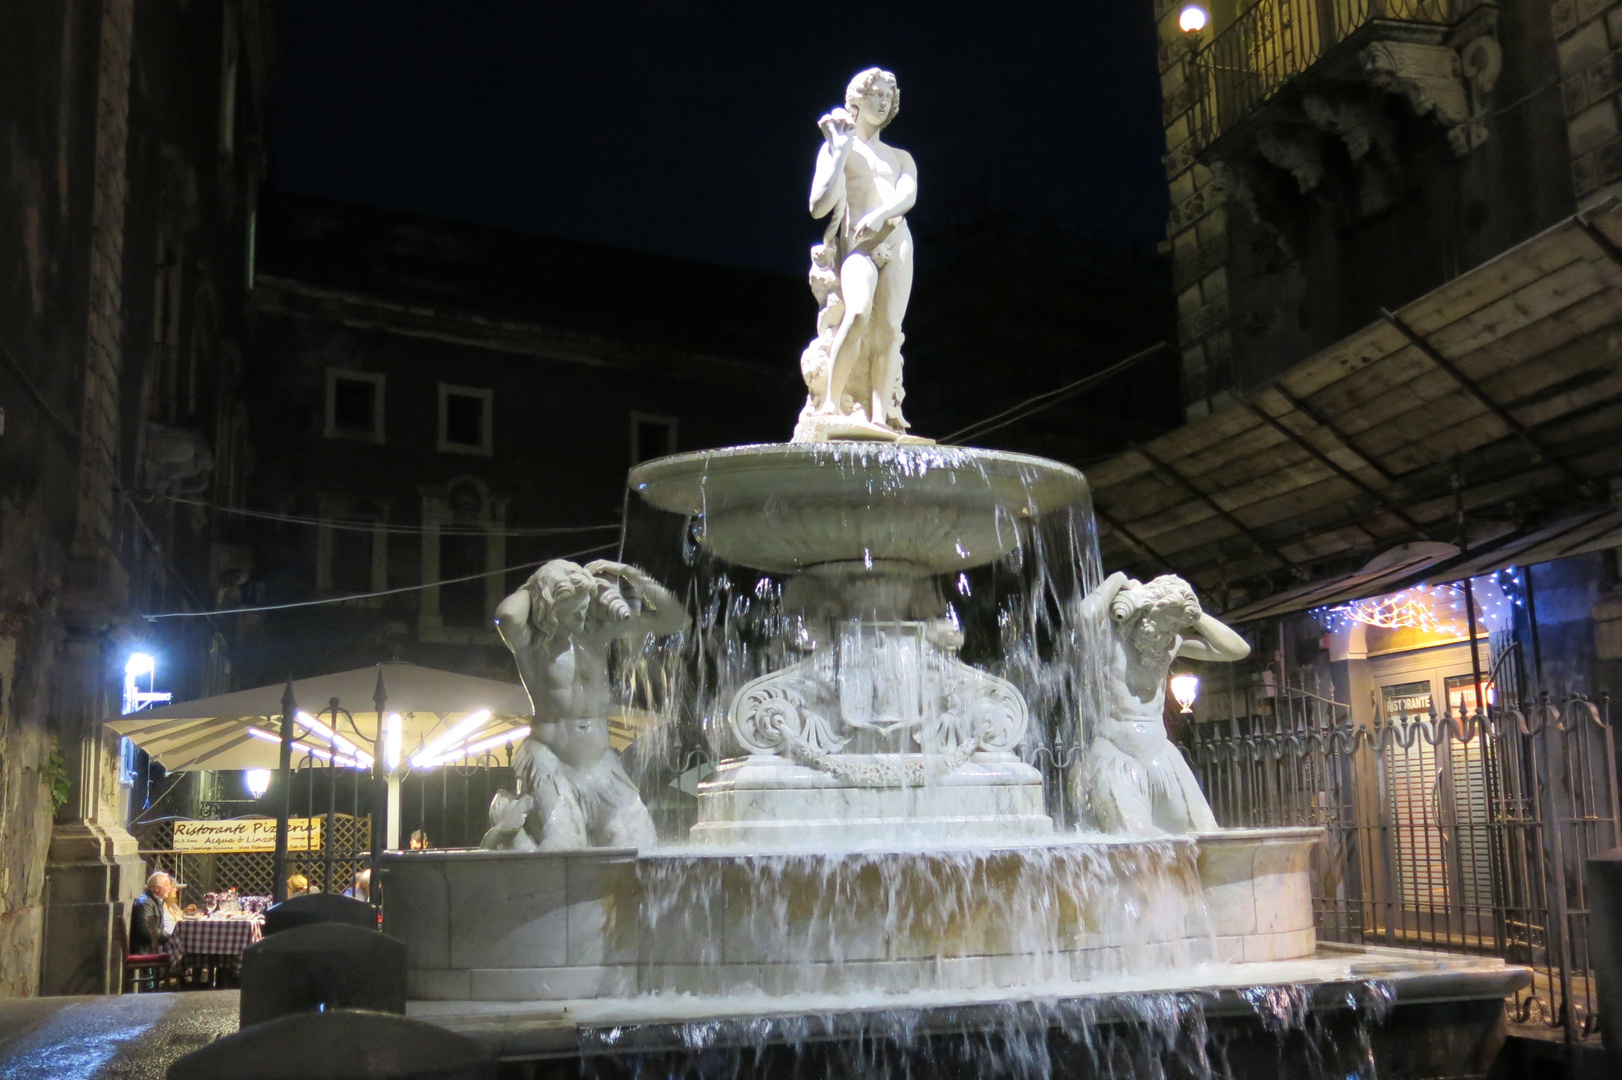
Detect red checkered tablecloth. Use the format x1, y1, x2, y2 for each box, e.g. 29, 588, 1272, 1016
167, 917, 263, 962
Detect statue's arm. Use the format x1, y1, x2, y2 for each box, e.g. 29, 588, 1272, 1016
1081, 571, 1132, 622
809, 111, 854, 218
861, 149, 917, 227
585, 561, 691, 639
495, 579, 565, 704
1177, 613, 1251, 662
809, 141, 848, 219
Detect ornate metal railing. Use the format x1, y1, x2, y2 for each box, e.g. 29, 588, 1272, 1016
1185, 688, 1621, 1046
1185, 0, 1455, 151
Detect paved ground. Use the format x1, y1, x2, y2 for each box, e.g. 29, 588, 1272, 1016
0, 991, 238, 1080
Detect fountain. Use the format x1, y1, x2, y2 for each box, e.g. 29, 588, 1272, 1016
379, 69, 1530, 1075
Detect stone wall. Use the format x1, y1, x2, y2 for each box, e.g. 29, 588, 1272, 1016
1153, 0, 1575, 417
0, 0, 269, 995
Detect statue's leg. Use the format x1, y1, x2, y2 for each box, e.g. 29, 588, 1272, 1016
821, 253, 879, 415
576, 752, 657, 848
514, 738, 591, 849
1085, 736, 1162, 836
1163, 748, 1220, 833
869, 235, 913, 428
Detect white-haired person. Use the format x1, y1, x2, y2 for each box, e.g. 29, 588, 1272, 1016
129, 870, 183, 955
1076, 572, 1250, 835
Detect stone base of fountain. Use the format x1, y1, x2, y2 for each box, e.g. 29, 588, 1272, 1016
380, 826, 1322, 1003
690, 753, 1053, 845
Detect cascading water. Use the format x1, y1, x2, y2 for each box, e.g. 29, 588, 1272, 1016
380, 441, 1526, 1078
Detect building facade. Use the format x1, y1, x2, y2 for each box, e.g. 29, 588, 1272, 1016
1108, 0, 1622, 1040
226, 194, 808, 688
0, 0, 270, 994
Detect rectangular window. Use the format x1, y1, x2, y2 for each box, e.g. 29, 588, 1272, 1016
631, 412, 677, 465
438, 384, 493, 456
324, 369, 385, 443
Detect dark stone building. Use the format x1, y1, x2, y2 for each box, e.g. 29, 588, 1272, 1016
0, 0, 270, 994
231, 194, 807, 684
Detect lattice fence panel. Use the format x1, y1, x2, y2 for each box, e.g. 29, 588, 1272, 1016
136, 815, 372, 901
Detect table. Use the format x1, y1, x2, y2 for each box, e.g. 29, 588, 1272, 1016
166, 916, 263, 964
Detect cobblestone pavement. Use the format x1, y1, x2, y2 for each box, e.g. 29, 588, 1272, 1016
0, 991, 238, 1080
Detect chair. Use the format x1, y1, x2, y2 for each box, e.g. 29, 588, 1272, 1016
123, 952, 170, 993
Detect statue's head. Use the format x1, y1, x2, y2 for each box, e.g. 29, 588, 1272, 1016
845, 67, 900, 131
1111, 575, 1202, 650
528, 560, 597, 635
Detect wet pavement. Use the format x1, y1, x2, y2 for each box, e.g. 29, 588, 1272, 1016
0, 991, 238, 1080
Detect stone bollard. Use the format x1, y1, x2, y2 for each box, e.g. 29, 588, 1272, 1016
1590, 847, 1622, 1055
167, 1009, 493, 1079
239, 922, 406, 1027
262, 891, 379, 936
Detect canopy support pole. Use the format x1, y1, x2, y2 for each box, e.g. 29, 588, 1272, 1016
372, 670, 388, 870
272, 679, 297, 904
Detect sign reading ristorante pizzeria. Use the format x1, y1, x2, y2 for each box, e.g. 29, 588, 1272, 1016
171, 817, 323, 853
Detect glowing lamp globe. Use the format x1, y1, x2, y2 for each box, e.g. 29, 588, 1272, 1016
125, 652, 156, 677
1178, 4, 1209, 32
1170, 673, 1200, 714
245, 769, 272, 798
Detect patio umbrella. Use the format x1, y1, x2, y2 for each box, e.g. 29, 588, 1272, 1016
107, 661, 532, 773
107, 661, 534, 864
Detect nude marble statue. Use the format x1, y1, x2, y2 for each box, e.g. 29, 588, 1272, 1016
1076, 572, 1250, 835
793, 67, 925, 444
481, 559, 689, 851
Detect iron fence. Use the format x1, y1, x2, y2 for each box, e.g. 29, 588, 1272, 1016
1184, 683, 1621, 1046
1187, 0, 1455, 150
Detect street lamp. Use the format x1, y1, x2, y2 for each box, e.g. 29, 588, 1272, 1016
245, 769, 272, 798
1170, 673, 1201, 714
1178, 4, 1209, 33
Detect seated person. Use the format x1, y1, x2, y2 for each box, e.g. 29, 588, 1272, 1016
130, 871, 182, 954
285, 872, 319, 897
342, 868, 371, 902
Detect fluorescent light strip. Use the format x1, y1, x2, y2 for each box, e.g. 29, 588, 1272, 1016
411, 710, 492, 766
384, 713, 403, 772
415, 726, 530, 770
246, 726, 369, 769
295, 711, 371, 762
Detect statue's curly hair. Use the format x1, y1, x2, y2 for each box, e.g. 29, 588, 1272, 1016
1110, 574, 1202, 628
525, 560, 598, 636
845, 67, 900, 130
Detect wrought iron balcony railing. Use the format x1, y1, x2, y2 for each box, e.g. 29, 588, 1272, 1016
1187, 0, 1454, 151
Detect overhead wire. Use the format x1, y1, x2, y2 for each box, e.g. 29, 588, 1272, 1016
940, 341, 1172, 445
142, 539, 619, 620
156, 494, 619, 537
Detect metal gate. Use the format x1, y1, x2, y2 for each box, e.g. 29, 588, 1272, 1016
1186, 681, 1621, 1046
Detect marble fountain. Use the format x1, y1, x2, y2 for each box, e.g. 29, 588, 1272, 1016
379, 69, 1528, 1077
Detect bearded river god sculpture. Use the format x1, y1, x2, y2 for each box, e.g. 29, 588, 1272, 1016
794, 67, 926, 444
1077, 572, 1251, 836
481, 559, 688, 851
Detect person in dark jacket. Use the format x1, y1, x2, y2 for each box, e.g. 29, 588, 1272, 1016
129, 871, 181, 954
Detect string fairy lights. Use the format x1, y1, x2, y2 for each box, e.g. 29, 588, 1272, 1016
1312, 568, 1527, 636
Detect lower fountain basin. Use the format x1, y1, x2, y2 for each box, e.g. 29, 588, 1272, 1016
379, 826, 1322, 1003
627, 442, 1089, 573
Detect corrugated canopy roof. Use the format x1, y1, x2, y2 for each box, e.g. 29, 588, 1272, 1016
1088, 202, 1622, 614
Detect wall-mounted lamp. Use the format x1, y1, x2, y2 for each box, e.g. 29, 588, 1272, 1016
1170, 673, 1201, 714
1178, 4, 1209, 33
245, 769, 272, 798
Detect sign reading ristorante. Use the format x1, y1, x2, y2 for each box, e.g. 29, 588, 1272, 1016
172, 817, 323, 853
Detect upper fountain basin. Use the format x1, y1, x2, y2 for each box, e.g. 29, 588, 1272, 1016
629, 443, 1090, 574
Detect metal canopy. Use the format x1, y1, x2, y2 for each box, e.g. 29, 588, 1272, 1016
107, 661, 531, 772
1218, 506, 1622, 625
1087, 201, 1622, 612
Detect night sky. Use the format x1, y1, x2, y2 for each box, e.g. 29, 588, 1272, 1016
270, 1, 1168, 276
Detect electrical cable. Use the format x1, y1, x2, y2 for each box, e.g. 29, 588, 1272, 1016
157, 494, 619, 537
0, 337, 80, 444
941, 341, 1172, 444
141, 539, 619, 619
